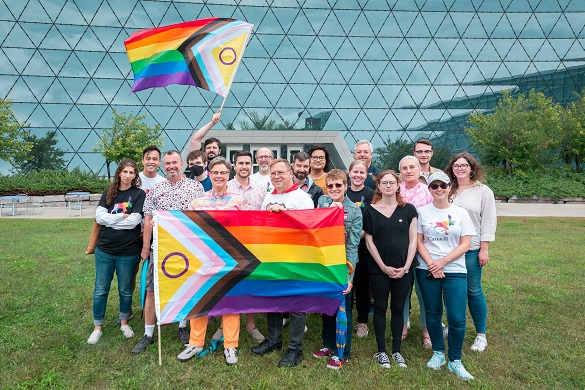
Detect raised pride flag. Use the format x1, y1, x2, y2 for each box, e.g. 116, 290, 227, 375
124, 18, 253, 96
153, 208, 347, 325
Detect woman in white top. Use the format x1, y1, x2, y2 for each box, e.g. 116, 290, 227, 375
446, 152, 496, 353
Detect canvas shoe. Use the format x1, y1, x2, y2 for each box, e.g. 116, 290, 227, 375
87, 329, 102, 344
427, 351, 446, 370
313, 347, 333, 358
120, 325, 134, 338
177, 344, 203, 362
224, 347, 238, 366
470, 335, 488, 352
177, 326, 189, 344
448, 360, 474, 381
355, 323, 369, 338
326, 356, 347, 370
131, 335, 154, 354
373, 352, 391, 368
246, 327, 265, 342
392, 352, 408, 368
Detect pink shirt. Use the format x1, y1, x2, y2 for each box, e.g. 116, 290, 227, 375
400, 181, 433, 209
227, 178, 266, 210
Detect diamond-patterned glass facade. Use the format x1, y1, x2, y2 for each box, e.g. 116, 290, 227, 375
2, 0, 584, 174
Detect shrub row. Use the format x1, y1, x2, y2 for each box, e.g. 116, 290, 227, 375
0, 168, 110, 196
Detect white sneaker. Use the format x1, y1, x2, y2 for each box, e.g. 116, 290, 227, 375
224, 347, 238, 365
470, 335, 488, 352
120, 325, 134, 338
448, 359, 474, 381
87, 329, 102, 344
177, 344, 203, 362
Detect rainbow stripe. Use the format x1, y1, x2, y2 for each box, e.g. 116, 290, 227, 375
124, 18, 253, 96
153, 208, 346, 324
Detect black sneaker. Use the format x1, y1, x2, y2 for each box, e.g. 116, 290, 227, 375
177, 326, 189, 344
278, 348, 303, 367
131, 334, 154, 354
116, 310, 134, 325
251, 339, 282, 356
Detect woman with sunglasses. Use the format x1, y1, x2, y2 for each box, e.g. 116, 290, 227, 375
416, 172, 476, 381
346, 159, 375, 339
312, 169, 362, 370
363, 170, 417, 369
88, 159, 146, 344
446, 152, 496, 353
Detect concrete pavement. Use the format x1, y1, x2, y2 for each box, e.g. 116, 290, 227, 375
1, 202, 584, 219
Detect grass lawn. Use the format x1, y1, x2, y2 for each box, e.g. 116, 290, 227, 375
0, 217, 584, 389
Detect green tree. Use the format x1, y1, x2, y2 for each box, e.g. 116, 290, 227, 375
559, 93, 585, 172
374, 138, 413, 171
93, 109, 164, 179
9, 130, 65, 174
466, 89, 561, 174
0, 99, 32, 162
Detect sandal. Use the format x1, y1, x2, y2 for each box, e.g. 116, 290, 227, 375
422, 335, 432, 349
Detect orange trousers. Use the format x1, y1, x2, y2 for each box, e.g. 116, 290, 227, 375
189, 314, 240, 348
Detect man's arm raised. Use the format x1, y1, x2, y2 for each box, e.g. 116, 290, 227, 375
190, 110, 222, 151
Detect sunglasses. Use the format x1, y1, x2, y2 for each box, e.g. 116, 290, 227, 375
326, 183, 344, 190
429, 183, 449, 190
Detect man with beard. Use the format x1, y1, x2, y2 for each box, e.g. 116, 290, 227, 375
292, 151, 323, 208
190, 110, 222, 161
130, 150, 205, 354
250, 147, 274, 193
353, 140, 382, 190
251, 158, 314, 368
224, 150, 267, 343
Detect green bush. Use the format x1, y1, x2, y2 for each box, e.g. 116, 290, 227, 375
484, 166, 585, 200
0, 168, 110, 196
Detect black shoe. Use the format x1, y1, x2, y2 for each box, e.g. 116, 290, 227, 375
177, 326, 189, 344
131, 335, 154, 354
278, 348, 303, 367
116, 310, 134, 325
251, 339, 282, 356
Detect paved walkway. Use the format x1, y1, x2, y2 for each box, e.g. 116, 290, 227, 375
1, 202, 584, 219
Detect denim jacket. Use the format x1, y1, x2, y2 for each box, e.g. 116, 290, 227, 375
317, 195, 363, 283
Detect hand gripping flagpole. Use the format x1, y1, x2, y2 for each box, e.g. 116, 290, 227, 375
219, 24, 254, 112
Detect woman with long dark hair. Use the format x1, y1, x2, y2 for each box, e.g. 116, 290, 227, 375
363, 170, 417, 369
87, 159, 146, 344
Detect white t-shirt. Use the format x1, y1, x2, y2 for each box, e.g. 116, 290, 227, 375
416, 203, 476, 273
261, 188, 314, 211
139, 172, 165, 195
250, 172, 274, 194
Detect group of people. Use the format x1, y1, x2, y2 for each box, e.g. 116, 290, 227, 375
88, 112, 496, 381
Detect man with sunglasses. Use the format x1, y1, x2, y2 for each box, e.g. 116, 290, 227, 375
252, 158, 313, 368
292, 151, 323, 208
413, 138, 442, 184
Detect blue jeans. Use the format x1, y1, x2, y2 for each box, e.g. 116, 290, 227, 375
403, 275, 427, 327
466, 249, 487, 334
93, 247, 140, 326
321, 292, 353, 359
416, 269, 467, 362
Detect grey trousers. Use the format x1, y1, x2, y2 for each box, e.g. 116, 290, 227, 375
266, 312, 307, 351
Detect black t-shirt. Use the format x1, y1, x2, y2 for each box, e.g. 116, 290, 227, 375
97, 187, 146, 256
362, 202, 417, 273
347, 186, 375, 215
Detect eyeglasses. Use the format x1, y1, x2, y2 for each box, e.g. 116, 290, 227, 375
311, 156, 326, 161
270, 170, 291, 178
326, 183, 344, 190
429, 183, 449, 190
415, 150, 433, 155
256, 155, 273, 160
379, 181, 397, 187
209, 171, 230, 176
453, 163, 469, 170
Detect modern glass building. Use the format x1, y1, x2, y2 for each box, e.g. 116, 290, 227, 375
1, 0, 584, 174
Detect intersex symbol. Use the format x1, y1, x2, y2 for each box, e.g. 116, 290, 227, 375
219, 47, 237, 65
162, 252, 189, 278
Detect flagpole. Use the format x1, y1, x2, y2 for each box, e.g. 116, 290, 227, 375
158, 324, 162, 365
219, 24, 254, 111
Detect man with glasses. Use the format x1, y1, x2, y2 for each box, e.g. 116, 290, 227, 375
252, 158, 314, 368
292, 151, 323, 208
250, 147, 275, 193
353, 140, 382, 190
413, 138, 442, 184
